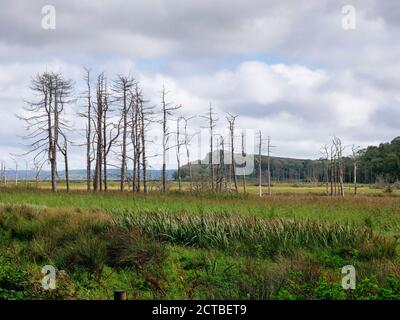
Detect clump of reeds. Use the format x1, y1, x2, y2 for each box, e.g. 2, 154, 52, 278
114, 211, 397, 258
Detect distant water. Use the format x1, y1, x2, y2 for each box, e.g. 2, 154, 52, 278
0, 169, 175, 181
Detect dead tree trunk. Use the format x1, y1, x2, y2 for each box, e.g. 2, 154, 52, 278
93, 74, 105, 192
241, 132, 247, 193
267, 136, 272, 196
140, 99, 148, 193
82, 68, 93, 192
134, 87, 142, 193
182, 116, 195, 192
176, 117, 182, 191
257, 131, 263, 197
103, 88, 120, 193
57, 132, 70, 192
226, 113, 238, 192
49, 77, 57, 192
113, 76, 134, 192
352, 145, 359, 195
330, 145, 335, 196
136, 87, 152, 194
333, 137, 345, 197
160, 86, 181, 193
203, 104, 218, 191
321, 145, 329, 195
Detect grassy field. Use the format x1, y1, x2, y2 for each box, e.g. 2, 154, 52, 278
13, 180, 400, 196
1, 183, 400, 300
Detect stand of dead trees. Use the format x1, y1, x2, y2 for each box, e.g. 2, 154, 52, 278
129, 84, 153, 193
17, 70, 368, 196
79, 70, 153, 194
18, 71, 273, 195
321, 137, 346, 197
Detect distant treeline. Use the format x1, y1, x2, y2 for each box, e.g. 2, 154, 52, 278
357, 137, 400, 183
177, 137, 400, 184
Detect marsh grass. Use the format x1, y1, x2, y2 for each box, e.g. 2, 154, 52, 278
1, 196, 400, 300
1, 188, 400, 236
115, 212, 398, 258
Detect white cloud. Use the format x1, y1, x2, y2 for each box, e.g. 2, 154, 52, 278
0, 0, 399, 168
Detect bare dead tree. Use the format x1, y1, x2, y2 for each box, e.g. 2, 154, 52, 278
328, 137, 346, 197
18, 72, 73, 192
160, 86, 181, 193
79, 68, 95, 192
138, 90, 153, 194
128, 85, 145, 193
226, 113, 238, 193
139, 97, 146, 193
134, 93, 141, 193
103, 85, 121, 192
329, 144, 335, 196
352, 145, 360, 195
113, 75, 135, 192
215, 135, 222, 192
51, 74, 73, 192
202, 103, 218, 191
124, 85, 154, 194
321, 145, 330, 195
266, 136, 275, 196
129, 90, 139, 193
268, 141, 273, 187
176, 117, 183, 191
33, 154, 46, 188
257, 131, 263, 197
214, 134, 226, 192
55, 80, 74, 193
241, 131, 247, 193
93, 73, 106, 192
182, 116, 196, 192
333, 137, 345, 197
57, 131, 70, 192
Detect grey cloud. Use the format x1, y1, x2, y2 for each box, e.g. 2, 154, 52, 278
0, 0, 399, 165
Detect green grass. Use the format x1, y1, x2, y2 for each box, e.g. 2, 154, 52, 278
1, 186, 400, 234
0, 185, 400, 300
10, 180, 400, 196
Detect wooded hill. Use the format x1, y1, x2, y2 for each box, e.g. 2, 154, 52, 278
176, 137, 400, 184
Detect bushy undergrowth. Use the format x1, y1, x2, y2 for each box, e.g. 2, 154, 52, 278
106, 226, 166, 271
0, 203, 399, 300
0, 204, 168, 299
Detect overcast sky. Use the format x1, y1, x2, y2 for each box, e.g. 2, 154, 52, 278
0, 0, 399, 169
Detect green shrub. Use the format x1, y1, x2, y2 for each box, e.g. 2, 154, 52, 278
105, 226, 166, 271
313, 279, 346, 300
0, 264, 32, 300
55, 236, 107, 276
378, 276, 400, 299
